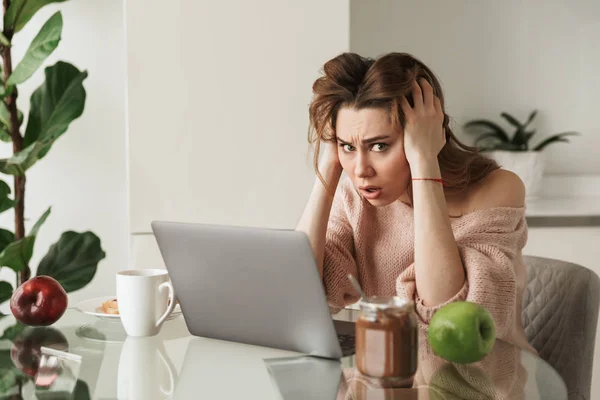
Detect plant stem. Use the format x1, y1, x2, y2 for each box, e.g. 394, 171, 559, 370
2, 0, 28, 287
8, 379, 23, 399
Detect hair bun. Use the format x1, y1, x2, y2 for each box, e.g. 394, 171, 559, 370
319, 53, 374, 94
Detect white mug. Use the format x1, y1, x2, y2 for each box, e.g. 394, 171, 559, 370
116, 269, 177, 337
118, 335, 178, 400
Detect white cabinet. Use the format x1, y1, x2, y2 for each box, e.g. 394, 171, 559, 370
524, 227, 600, 270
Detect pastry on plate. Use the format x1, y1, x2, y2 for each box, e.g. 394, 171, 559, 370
101, 298, 119, 315
99, 297, 175, 315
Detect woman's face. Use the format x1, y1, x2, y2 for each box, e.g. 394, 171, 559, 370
335, 107, 411, 206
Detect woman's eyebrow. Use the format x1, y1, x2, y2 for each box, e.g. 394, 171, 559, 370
337, 135, 392, 145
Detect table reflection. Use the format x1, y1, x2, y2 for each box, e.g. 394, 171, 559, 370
338, 329, 528, 400
0, 310, 566, 399
264, 328, 566, 400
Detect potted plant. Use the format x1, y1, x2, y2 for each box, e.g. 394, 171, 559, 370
464, 110, 579, 198
0, 0, 106, 394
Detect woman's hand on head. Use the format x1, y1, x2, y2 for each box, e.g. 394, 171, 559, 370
320, 139, 342, 174
400, 78, 446, 167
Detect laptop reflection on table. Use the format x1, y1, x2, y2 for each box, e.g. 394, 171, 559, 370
174, 337, 343, 400
264, 356, 343, 400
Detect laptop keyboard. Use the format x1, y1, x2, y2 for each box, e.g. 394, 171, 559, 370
337, 333, 356, 357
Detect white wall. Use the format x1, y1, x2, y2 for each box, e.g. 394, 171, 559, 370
125, 0, 350, 267
350, 0, 600, 175
0, 0, 129, 308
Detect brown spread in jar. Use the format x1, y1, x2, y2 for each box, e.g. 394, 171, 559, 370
355, 296, 418, 383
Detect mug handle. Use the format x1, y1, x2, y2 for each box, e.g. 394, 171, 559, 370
156, 281, 177, 329
157, 345, 178, 396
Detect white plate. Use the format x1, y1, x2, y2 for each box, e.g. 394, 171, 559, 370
74, 296, 182, 321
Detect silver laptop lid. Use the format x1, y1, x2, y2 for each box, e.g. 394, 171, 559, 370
151, 221, 343, 359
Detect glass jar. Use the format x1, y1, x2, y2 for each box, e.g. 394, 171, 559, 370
355, 296, 418, 383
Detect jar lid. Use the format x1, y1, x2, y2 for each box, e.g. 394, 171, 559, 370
358, 296, 414, 313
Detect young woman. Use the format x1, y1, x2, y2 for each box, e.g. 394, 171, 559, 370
296, 52, 537, 354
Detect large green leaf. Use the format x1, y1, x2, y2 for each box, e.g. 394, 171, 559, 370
0, 237, 32, 272
0, 207, 50, 272
0, 62, 87, 176
0, 140, 51, 175
7, 12, 62, 86
0, 230, 15, 253
0, 282, 12, 305
23, 61, 88, 149
37, 231, 105, 293
4, 0, 67, 33
0, 181, 16, 214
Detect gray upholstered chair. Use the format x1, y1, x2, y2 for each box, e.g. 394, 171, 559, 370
522, 255, 600, 400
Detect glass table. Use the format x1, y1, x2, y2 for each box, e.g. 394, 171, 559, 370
0, 307, 568, 399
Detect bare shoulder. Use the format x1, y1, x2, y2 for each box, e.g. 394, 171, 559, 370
466, 169, 526, 212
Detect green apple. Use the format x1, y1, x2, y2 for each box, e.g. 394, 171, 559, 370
428, 301, 496, 364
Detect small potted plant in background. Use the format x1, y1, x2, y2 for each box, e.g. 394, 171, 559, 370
464, 110, 579, 198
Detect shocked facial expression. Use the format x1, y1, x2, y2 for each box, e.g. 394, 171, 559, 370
335, 107, 410, 206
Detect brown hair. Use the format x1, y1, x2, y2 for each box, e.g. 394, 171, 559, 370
308, 52, 499, 200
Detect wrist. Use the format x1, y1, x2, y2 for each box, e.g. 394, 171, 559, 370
318, 162, 343, 180
409, 157, 441, 177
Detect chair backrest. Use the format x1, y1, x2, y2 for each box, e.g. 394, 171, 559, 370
522, 255, 600, 400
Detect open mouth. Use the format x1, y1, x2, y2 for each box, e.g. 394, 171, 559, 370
359, 187, 383, 199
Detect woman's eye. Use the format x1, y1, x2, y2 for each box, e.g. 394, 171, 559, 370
340, 144, 355, 152
372, 143, 388, 152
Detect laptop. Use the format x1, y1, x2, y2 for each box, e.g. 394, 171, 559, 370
151, 221, 356, 359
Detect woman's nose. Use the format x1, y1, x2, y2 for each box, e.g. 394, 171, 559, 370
354, 153, 374, 178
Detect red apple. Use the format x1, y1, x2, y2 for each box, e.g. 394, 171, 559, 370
10, 326, 69, 377
10, 276, 68, 326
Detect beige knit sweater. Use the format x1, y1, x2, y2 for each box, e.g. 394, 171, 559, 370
323, 176, 537, 355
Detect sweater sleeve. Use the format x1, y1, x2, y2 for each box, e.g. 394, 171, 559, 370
396, 207, 527, 340
322, 184, 360, 312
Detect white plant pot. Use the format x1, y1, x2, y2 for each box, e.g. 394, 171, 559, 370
487, 151, 544, 199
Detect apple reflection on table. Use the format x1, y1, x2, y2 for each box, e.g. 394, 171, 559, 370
337, 329, 527, 400
0, 323, 91, 399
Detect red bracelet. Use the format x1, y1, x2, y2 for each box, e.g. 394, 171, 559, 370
412, 178, 447, 187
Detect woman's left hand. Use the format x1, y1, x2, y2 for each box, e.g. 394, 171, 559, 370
400, 78, 446, 167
